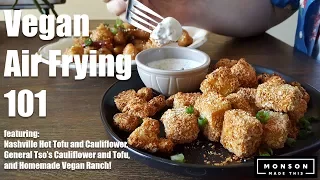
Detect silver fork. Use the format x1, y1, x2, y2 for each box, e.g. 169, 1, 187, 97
125, 0, 164, 33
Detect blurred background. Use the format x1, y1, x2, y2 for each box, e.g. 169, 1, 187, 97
0, 0, 298, 47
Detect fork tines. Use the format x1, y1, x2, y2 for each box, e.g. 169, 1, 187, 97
126, 0, 164, 33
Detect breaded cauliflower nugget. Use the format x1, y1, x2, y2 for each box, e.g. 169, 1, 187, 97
255, 83, 303, 112
114, 89, 138, 112
214, 58, 238, 69
137, 87, 153, 101
148, 95, 166, 116
122, 97, 150, 118
230, 58, 258, 88
160, 107, 200, 144
91, 24, 113, 42
220, 109, 263, 158
194, 92, 232, 142
226, 93, 256, 115
288, 99, 307, 122
200, 67, 240, 96
262, 110, 290, 149
113, 113, 141, 132
290, 81, 310, 103
166, 92, 201, 108
127, 118, 174, 153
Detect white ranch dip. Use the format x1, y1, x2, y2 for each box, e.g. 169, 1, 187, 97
150, 17, 183, 46
147, 59, 201, 70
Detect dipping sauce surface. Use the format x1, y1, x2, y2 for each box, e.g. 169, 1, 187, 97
147, 58, 202, 70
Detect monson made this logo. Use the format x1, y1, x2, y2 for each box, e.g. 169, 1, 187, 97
254, 156, 317, 178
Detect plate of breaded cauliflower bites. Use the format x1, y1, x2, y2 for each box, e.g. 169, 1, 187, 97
100, 58, 320, 176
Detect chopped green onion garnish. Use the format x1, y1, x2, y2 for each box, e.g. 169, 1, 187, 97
260, 153, 270, 156
198, 117, 208, 128
170, 153, 185, 163
185, 106, 194, 114
104, 23, 109, 27
299, 117, 311, 129
267, 148, 273, 155
115, 19, 124, 28
307, 116, 319, 122
298, 129, 313, 139
84, 38, 93, 46
256, 111, 270, 124
110, 27, 118, 35
286, 138, 296, 147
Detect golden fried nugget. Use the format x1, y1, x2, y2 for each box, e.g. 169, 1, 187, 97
178, 29, 193, 47
291, 81, 310, 103
226, 93, 256, 115
160, 108, 200, 144
122, 97, 150, 118
127, 118, 174, 153
236, 88, 257, 105
91, 24, 113, 42
288, 120, 299, 139
288, 99, 308, 122
137, 87, 153, 101
220, 109, 263, 158
194, 92, 232, 142
114, 89, 138, 112
158, 138, 175, 154
214, 58, 238, 69
230, 58, 258, 88
166, 92, 201, 108
64, 45, 84, 56
113, 113, 141, 132
257, 73, 285, 85
255, 83, 303, 112
262, 110, 290, 149
148, 95, 166, 116
123, 43, 139, 60
200, 67, 240, 96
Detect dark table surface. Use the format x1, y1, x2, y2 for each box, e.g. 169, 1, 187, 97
0, 20, 319, 180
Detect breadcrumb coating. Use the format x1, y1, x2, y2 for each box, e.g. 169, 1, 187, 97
200, 67, 240, 96
288, 99, 307, 122
236, 88, 260, 113
114, 89, 138, 112
91, 23, 114, 42
226, 93, 256, 115
194, 92, 232, 142
257, 73, 285, 85
290, 81, 310, 103
256, 83, 303, 112
113, 113, 141, 132
137, 87, 153, 101
288, 120, 299, 139
214, 58, 238, 69
161, 108, 200, 144
262, 110, 290, 149
127, 118, 174, 153
220, 109, 263, 158
147, 95, 166, 117
166, 92, 201, 108
230, 58, 258, 88
122, 97, 150, 118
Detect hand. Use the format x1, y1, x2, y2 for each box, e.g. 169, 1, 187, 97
104, 0, 128, 21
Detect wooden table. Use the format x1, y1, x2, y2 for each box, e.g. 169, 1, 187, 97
1, 20, 319, 180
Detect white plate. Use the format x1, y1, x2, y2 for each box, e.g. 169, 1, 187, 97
38, 26, 208, 70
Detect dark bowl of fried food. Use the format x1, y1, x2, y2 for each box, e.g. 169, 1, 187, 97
100, 58, 320, 177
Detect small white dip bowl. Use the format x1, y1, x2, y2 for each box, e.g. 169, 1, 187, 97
135, 47, 210, 96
